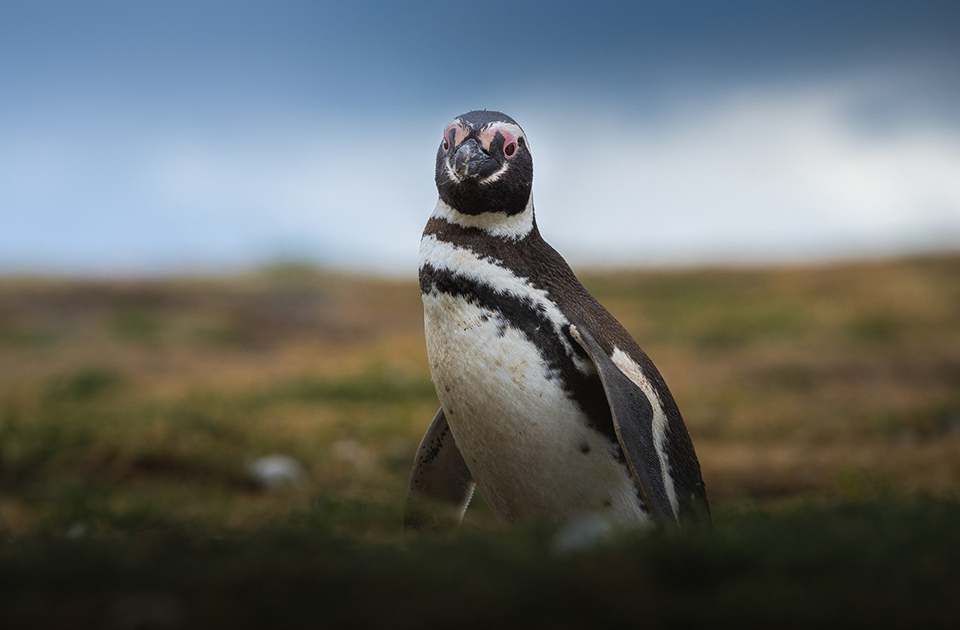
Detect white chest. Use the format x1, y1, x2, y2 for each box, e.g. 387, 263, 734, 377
421, 288, 648, 526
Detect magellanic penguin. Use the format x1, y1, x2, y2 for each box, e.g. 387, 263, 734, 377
405, 110, 710, 532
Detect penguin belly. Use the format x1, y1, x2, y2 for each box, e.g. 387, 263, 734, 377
422, 290, 649, 527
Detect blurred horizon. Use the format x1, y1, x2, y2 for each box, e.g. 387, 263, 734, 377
2, 1, 959, 277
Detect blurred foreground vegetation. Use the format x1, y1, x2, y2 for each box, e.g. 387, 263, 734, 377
0, 254, 958, 627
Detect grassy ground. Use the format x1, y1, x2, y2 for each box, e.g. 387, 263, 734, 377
0, 254, 958, 627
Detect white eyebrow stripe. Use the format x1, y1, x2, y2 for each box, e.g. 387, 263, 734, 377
480, 121, 527, 147
482, 121, 525, 139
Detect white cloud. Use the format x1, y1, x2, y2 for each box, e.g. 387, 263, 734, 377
531, 78, 960, 265
137, 128, 438, 272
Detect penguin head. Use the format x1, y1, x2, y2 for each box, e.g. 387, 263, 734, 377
435, 110, 533, 217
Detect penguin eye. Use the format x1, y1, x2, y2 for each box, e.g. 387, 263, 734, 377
441, 123, 459, 152
481, 126, 520, 160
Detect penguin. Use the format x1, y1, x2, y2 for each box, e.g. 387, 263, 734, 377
405, 110, 710, 532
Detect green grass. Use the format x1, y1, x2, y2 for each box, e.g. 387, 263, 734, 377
1, 498, 959, 628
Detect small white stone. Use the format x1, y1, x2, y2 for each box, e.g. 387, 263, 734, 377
66, 522, 88, 539
551, 512, 617, 554
248, 454, 307, 490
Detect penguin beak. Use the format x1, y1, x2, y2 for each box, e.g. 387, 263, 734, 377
453, 139, 498, 181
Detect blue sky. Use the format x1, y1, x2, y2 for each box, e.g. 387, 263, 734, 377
2, 1, 959, 275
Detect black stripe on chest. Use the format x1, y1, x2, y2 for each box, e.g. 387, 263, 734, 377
420, 262, 616, 443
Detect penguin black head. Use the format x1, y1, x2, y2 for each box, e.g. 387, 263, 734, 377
435, 110, 534, 217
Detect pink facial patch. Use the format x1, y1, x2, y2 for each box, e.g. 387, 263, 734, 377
480, 125, 519, 159
442, 121, 470, 151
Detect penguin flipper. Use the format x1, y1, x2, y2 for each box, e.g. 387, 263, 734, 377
404, 408, 476, 532
569, 324, 680, 527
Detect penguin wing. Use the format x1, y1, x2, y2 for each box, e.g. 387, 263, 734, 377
569, 324, 682, 527
404, 408, 476, 532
